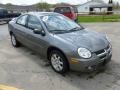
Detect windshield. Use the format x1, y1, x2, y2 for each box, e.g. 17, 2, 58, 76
40, 15, 84, 33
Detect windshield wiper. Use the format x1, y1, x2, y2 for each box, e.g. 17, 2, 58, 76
68, 27, 82, 32
49, 30, 69, 33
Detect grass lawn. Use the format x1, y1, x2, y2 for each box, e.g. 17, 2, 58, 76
77, 14, 120, 22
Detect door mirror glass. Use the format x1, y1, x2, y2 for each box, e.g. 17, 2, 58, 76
33, 28, 45, 36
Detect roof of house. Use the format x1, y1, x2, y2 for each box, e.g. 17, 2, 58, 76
76, 0, 112, 8
90, 4, 112, 8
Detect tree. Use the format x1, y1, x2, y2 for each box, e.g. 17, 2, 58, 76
36, 2, 50, 10
112, 1, 120, 9
6, 3, 13, 7
6, 3, 13, 5
116, 2, 119, 8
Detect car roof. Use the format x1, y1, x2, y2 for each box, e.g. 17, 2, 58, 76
26, 12, 60, 16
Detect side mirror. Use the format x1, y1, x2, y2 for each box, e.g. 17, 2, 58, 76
33, 28, 45, 36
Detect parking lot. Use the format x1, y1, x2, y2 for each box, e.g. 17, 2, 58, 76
0, 23, 120, 90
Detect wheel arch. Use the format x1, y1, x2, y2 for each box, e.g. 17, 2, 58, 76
47, 46, 70, 69
9, 31, 13, 35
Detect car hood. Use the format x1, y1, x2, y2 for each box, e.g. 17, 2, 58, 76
56, 29, 109, 52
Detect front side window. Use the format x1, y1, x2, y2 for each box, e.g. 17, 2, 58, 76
41, 15, 83, 33
27, 15, 42, 30
16, 15, 28, 26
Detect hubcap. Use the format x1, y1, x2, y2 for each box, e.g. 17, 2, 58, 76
51, 54, 63, 71
11, 35, 16, 46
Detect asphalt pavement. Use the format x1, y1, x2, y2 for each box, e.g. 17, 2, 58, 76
0, 23, 120, 90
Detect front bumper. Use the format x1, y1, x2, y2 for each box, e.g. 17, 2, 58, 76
69, 45, 112, 72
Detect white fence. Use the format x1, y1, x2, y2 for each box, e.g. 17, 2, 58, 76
77, 11, 120, 15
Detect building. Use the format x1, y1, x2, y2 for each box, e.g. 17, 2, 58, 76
76, 0, 113, 14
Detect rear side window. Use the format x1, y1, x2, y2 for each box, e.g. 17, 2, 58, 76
54, 7, 71, 13
16, 15, 28, 26
27, 15, 42, 30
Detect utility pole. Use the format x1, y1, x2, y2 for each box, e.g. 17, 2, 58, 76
108, 0, 113, 14
109, 0, 113, 4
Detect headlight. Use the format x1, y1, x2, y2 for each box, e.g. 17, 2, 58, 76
78, 48, 91, 59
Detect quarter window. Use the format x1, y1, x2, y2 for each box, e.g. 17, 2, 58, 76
16, 15, 28, 26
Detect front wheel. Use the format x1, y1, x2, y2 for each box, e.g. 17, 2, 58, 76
11, 33, 20, 47
49, 50, 69, 74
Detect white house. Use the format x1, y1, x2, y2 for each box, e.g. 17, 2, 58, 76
76, 0, 112, 14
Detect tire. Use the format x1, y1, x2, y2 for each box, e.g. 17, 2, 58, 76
49, 50, 69, 74
10, 33, 20, 47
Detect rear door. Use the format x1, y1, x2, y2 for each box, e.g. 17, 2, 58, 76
14, 15, 28, 45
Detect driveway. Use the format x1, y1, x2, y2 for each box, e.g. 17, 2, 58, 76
0, 23, 120, 90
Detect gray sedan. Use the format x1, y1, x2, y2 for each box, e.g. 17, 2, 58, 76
8, 12, 112, 74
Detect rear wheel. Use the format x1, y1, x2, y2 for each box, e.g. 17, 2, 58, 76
49, 50, 69, 74
10, 33, 20, 47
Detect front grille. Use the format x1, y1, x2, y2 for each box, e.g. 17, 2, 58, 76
106, 45, 109, 50
94, 45, 111, 60
108, 50, 111, 54
95, 49, 105, 55
99, 55, 106, 59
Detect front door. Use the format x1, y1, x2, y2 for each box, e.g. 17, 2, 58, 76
25, 15, 47, 55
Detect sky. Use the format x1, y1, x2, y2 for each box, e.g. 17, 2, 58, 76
0, 0, 120, 5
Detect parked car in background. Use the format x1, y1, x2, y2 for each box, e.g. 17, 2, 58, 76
54, 6, 78, 22
8, 12, 112, 74
0, 8, 21, 23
